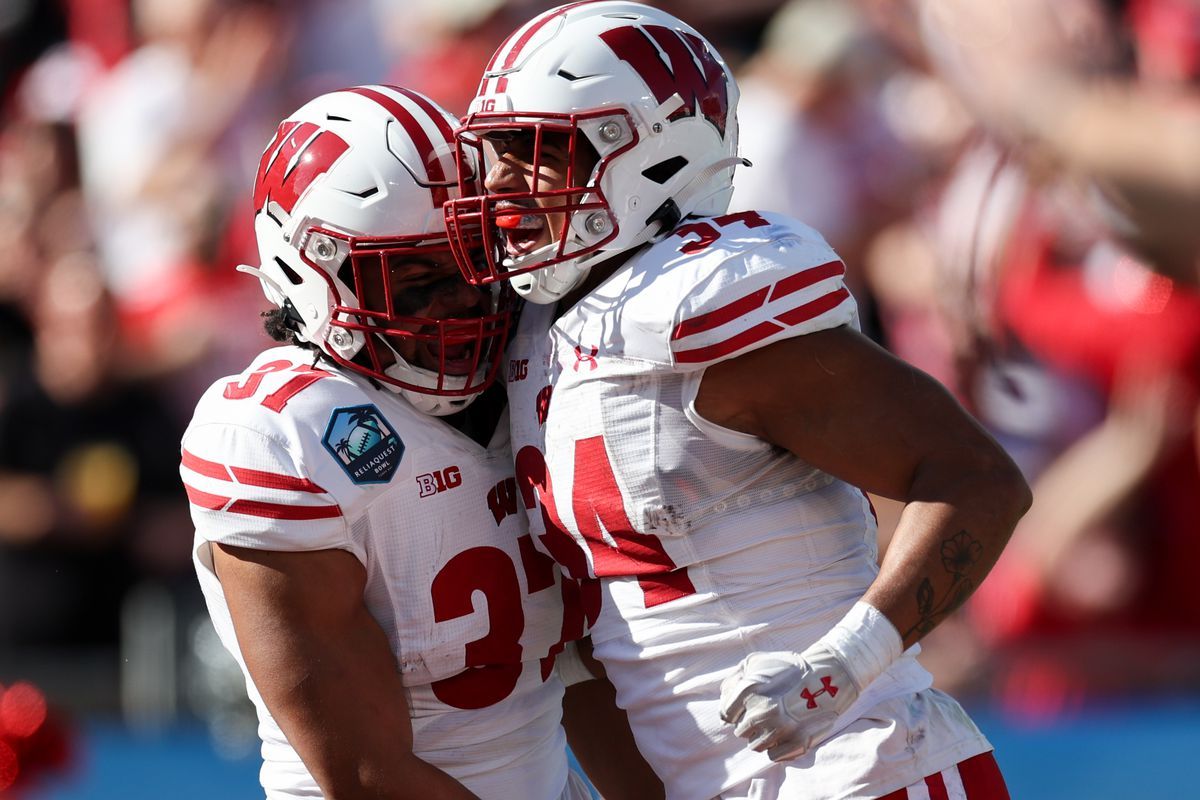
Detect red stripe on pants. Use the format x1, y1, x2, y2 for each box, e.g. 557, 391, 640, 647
926, 770, 950, 800
876, 752, 1010, 799
958, 751, 1010, 800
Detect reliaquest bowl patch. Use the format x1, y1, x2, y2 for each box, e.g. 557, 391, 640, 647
322, 404, 404, 484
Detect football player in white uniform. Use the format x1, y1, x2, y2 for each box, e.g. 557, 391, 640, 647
182, 85, 605, 799
443, 4, 1033, 800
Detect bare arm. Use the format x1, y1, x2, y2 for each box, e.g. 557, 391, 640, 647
1011, 82, 1200, 285
696, 326, 1031, 648
1019, 368, 1187, 577
212, 544, 479, 800
560, 639, 664, 800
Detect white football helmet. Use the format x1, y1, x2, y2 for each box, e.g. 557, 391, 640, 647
443, 1, 745, 303
242, 85, 511, 415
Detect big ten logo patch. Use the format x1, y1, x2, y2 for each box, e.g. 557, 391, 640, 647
508, 358, 529, 383
487, 476, 519, 525
416, 466, 462, 498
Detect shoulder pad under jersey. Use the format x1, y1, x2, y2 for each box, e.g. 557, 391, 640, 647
180, 346, 413, 558
606, 211, 858, 368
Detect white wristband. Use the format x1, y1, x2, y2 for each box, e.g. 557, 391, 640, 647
820, 601, 903, 692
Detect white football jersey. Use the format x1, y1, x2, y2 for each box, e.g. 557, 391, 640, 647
183, 345, 586, 800
507, 212, 991, 800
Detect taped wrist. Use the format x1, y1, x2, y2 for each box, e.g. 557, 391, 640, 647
819, 601, 903, 692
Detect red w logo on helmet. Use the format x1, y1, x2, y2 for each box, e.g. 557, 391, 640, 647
253, 121, 350, 216
599, 24, 729, 136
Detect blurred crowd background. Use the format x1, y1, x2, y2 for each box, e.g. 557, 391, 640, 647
0, 0, 1198, 796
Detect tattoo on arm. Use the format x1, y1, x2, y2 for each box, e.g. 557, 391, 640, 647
902, 530, 982, 640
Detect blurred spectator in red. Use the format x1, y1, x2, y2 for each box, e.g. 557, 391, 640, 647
977, 197, 1200, 631
957, 197, 1200, 715
906, 0, 1200, 711
918, 0, 1200, 287
61, 0, 133, 72
730, 0, 968, 345
848, 0, 978, 391
74, 0, 290, 382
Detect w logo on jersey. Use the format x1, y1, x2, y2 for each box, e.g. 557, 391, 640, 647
535, 385, 552, 425
253, 120, 349, 216
599, 24, 730, 136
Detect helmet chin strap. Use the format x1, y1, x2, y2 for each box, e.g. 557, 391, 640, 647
373, 333, 481, 415
236, 263, 287, 302
657, 156, 751, 236
502, 239, 561, 273
397, 384, 475, 416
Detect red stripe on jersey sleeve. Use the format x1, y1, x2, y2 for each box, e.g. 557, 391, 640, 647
184, 483, 231, 511
186, 483, 340, 520
768, 260, 844, 301
228, 467, 327, 493
671, 286, 769, 341
183, 448, 326, 493
181, 449, 232, 481
773, 287, 850, 326
227, 499, 342, 521
673, 320, 783, 364
673, 286, 850, 364
671, 261, 845, 343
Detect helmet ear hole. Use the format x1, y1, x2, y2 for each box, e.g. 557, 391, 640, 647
642, 156, 689, 185
274, 257, 304, 286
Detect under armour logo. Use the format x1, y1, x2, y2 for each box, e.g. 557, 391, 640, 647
573, 345, 599, 372
799, 676, 839, 709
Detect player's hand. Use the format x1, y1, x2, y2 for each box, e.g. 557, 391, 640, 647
718, 644, 859, 762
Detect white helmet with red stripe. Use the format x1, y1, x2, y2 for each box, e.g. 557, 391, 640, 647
241, 85, 510, 415
444, 1, 745, 304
